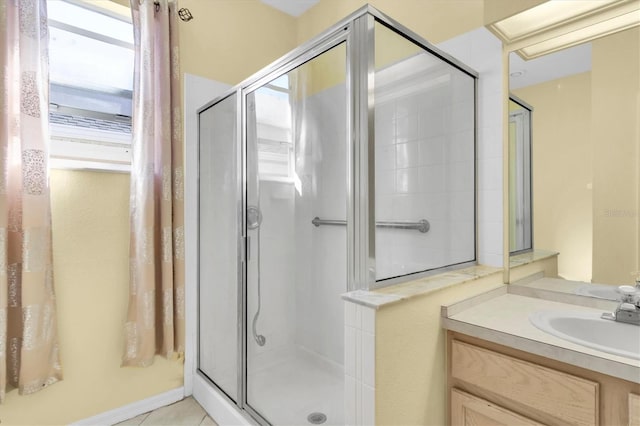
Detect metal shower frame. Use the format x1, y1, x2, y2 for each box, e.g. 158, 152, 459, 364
196, 5, 478, 424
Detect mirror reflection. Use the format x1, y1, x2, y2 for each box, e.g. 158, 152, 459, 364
508, 26, 640, 296
508, 97, 532, 254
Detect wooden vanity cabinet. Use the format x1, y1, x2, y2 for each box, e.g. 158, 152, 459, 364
447, 331, 640, 426
630, 393, 640, 426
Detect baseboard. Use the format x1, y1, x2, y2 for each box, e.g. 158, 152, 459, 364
70, 387, 185, 426
193, 375, 252, 425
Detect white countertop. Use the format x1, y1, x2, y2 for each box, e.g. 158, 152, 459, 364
442, 292, 640, 383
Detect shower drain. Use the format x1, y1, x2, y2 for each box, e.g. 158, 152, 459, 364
307, 412, 327, 424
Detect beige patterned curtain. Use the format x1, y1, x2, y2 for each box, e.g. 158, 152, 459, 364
123, 0, 184, 367
0, 0, 62, 402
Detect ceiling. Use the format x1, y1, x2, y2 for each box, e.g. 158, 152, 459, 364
509, 42, 592, 90
260, 0, 320, 17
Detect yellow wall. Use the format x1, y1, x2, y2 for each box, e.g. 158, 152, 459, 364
178, 0, 297, 85
375, 277, 505, 425
591, 27, 640, 284
513, 72, 593, 282
296, 0, 484, 45
113, 0, 297, 85
1, 171, 183, 425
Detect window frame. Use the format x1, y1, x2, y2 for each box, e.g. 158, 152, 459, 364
47, 0, 134, 172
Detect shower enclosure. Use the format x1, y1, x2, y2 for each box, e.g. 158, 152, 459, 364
197, 6, 476, 425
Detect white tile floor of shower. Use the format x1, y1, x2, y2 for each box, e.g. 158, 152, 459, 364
247, 346, 344, 425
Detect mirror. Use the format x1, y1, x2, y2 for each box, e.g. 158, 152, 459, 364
507, 26, 640, 298
508, 96, 532, 255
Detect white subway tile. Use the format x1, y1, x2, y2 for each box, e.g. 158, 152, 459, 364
477, 125, 502, 160
375, 118, 394, 146
396, 141, 420, 168
395, 115, 418, 143
362, 332, 375, 387
391, 194, 419, 221
356, 377, 363, 425
345, 302, 356, 328
375, 144, 396, 171
345, 325, 356, 378
448, 130, 474, 164
477, 189, 502, 224
422, 107, 445, 138
376, 170, 395, 194
355, 328, 363, 381
477, 157, 502, 191
478, 92, 502, 130
420, 164, 445, 194
375, 194, 394, 221
396, 167, 420, 193
447, 161, 474, 192
361, 307, 375, 335
479, 252, 503, 267
344, 374, 357, 426
362, 385, 375, 426
419, 137, 445, 166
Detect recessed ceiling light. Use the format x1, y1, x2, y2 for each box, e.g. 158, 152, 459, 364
510, 70, 525, 78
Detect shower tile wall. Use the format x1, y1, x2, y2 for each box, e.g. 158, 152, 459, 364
246, 181, 296, 370
247, 84, 347, 371
375, 77, 475, 280
294, 83, 347, 366
437, 27, 504, 267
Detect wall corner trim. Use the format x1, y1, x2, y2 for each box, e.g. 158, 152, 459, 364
70, 387, 185, 426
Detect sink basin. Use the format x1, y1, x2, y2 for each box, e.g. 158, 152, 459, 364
574, 284, 619, 301
529, 310, 640, 360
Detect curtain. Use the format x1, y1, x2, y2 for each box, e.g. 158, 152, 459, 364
123, 0, 184, 367
0, 0, 62, 402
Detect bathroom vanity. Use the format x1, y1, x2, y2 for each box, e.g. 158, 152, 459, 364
442, 288, 640, 426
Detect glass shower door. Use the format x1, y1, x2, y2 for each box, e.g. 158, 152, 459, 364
245, 43, 348, 425
198, 93, 239, 402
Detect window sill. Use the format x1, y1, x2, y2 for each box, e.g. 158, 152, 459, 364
50, 123, 131, 172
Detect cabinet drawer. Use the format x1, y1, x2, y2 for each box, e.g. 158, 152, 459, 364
451, 388, 544, 426
451, 340, 599, 426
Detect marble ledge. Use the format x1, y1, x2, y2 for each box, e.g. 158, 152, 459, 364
342, 264, 502, 309
509, 249, 559, 267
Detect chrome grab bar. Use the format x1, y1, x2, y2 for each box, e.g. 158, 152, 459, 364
311, 217, 430, 233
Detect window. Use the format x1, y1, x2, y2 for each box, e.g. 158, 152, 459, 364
254, 75, 294, 181
47, 0, 133, 171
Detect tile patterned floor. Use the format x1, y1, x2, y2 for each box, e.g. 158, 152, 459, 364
115, 397, 218, 426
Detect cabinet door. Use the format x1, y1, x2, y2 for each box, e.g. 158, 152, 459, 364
451, 389, 545, 426
630, 393, 640, 426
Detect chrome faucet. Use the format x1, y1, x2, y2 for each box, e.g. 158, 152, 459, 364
602, 285, 640, 325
